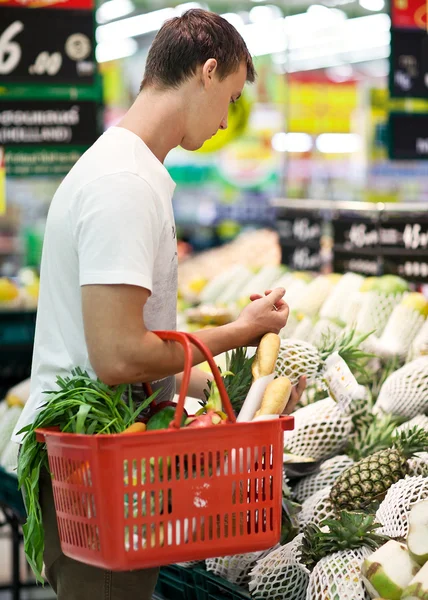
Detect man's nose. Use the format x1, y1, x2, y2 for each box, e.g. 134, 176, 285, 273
219, 115, 228, 130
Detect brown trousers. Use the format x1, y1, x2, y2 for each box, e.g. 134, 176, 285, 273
38, 468, 159, 599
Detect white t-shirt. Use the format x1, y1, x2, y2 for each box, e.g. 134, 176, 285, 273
12, 126, 178, 443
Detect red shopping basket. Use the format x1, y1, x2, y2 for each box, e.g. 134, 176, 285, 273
36, 332, 294, 571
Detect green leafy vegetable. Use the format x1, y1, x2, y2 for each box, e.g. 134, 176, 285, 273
17, 368, 159, 583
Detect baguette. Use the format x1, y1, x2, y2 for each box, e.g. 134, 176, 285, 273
254, 377, 292, 418
252, 333, 280, 380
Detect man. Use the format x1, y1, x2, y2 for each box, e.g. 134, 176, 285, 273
13, 8, 304, 599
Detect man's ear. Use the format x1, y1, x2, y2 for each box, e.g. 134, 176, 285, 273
201, 58, 218, 88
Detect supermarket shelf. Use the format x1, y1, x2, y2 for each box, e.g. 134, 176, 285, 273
271, 198, 428, 214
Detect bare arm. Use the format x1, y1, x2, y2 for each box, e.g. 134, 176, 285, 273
176, 367, 213, 401
81, 283, 289, 386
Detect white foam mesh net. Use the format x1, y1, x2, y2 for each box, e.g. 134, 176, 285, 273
205, 546, 276, 587
283, 398, 353, 462
293, 455, 355, 503
280, 311, 301, 339
376, 475, 428, 538
377, 306, 426, 358
408, 318, 428, 362
292, 317, 314, 342
0, 441, 19, 473
298, 277, 337, 317
298, 486, 336, 529
356, 292, 403, 337
276, 339, 322, 386
306, 547, 372, 600
309, 319, 343, 350
340, 291, 364, 328
249, 535, 310, 600
407, 453, 428, 477
396, 414, 428, 434
319, 273, 364, 321
373, 356, 428, 418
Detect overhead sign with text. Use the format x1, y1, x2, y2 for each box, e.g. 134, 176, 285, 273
0, 7, 95, 85
388, 112, 428, 160
0, 100, 99, 146
390, 28, 428, 98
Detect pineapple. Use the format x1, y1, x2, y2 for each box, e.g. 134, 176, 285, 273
319, 272, 365, 321
249, 534, 310, 600
276, 329, 372, 386
376, 475, 428, 539
300, 511, 389, 571
373, 356, 428, 419
346, 413, 403, 462
330, 427, 428, 511
293, 455, 355, 504
301, 512, 389, 600
206, 546, 274, 588
298, 486, 336, 529
283, 398, 354, 462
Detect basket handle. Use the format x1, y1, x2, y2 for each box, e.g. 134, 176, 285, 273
153, 331, 236, 429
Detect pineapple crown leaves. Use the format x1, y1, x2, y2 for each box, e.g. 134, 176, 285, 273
318, 329, 375, 378
347, 412, 405, 462
392, 425, 428, 458
300, 511, 389, 570
203, 347, 254, 414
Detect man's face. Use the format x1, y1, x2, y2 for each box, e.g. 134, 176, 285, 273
181, 61, 247, 151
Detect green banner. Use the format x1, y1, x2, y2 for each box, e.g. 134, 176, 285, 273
5, 145, 89, 176
0, 79, 103, 102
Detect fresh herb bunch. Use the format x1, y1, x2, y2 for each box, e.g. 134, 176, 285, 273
17, 368, 159, 583
203, 347, 254, 414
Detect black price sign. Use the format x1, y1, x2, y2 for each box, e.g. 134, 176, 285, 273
390, 28, 428, 98
388, 112, 428, 160
383, 252, 428, 282
0, 7, 95, 85
281, 244, 322, 271
277, 215, 322, 245
333, 250, 382, 277
333, 213, 379, 249
0, 100, 100, 146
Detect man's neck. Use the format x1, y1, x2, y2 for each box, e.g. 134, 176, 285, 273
117, 89, 186, 164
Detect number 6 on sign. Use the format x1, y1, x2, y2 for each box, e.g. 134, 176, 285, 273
0, 21, 24, 75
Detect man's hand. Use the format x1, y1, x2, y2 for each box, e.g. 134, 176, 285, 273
236, 287, 289, 345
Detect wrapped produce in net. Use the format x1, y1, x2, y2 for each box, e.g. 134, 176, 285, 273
0, 440, 19, 473
373, 357, 428, 418
276, 339, 321, 385
355, 291, 402, 337
280, 311, 301, 339
396, 414, 428, 434
376, 475, 428, 538
306, 547, 372, 600
298, 276, 338, 317
340, 291, 363, 328
292, 317, 314, 342
298, 486, 336, 529
249, 535, 310, 600
407, 453, 428, 477
408, 318, 428, 362
320, 273, 364, 321
293, 455, 355, 503
376, 305, 426, 358
309, 319, 343, 349
206, 546, 275, 587
283, 398, 353, 462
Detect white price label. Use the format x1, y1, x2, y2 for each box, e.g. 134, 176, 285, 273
0, 21, 24, 75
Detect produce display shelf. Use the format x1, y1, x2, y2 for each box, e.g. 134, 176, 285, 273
0, 466, 25, 519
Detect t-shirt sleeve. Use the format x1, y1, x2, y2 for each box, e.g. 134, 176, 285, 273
72, 172, 161, 291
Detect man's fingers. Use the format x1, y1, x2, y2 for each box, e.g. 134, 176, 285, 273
250, 294, 263, 302
284, 376, 307, 414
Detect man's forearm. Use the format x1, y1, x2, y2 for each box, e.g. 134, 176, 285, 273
108, 322, 248, 386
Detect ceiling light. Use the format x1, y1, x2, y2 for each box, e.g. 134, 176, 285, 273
221, 12, 245, 30
316, 133, 361, 153
249, 5, 282, 23
96, 0, 134, 24
359, 0, 385, 11
272, 132, 313, 153
96, 37, 138, 62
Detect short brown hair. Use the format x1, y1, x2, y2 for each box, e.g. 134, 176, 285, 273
140, 9, 256, 90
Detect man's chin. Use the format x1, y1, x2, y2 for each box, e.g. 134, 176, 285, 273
180, 139, 206, 152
